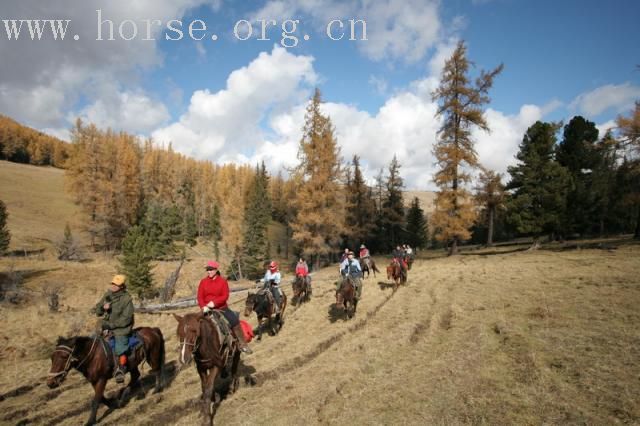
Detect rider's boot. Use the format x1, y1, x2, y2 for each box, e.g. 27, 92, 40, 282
115, 354, 127, 384
232, 324, 253, 354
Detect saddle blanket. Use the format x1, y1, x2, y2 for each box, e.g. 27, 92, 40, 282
108, 333, 142, 353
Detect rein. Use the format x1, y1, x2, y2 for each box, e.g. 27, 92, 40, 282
48, 337, 98, 379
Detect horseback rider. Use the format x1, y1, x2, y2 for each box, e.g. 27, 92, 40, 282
262, 261, 283, 313
392, 245, 408, 278
338, 250, 363, 300
359, 244, 370, 259
197, 260, 252, 354
340, 248, 350, 263
92, 274, 134, 384
295, 257, 312, 291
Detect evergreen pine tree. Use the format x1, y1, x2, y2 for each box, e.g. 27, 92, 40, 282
0, 200, 10, 255
474, 169, 506, 246
556, 116, 599, 236
119, 225, 153, 299
506, 121, 571, 248
381, 155, 406, 250
241, 163, 272, 279
57, 223, 80, 260
431, 40, 503, 255
406, 197, 428, 249
345, 155, 376, 250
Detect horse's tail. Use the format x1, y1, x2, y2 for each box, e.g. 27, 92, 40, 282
155, 327, 166, 370
372, 261, 380, 273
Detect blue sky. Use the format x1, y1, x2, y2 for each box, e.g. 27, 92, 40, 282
1, 0, 639, 188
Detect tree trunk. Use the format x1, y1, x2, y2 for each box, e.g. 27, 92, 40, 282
487, 207, 495, 247
635, 203, 640, 240
528, 236, 541, 250
448, 237, 459, 256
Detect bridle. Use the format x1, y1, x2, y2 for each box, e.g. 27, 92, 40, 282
48, 337, 97, 380
179, 322, 200, 364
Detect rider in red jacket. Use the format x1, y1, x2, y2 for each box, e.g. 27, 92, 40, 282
295, 257, 311, 290
197, 260, 252, 354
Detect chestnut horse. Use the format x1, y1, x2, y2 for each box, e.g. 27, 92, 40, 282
173, 312, 241, 426
47, 327, 165, 426
360, 257, 380, 278
386, 259, 406, 291
244, 289, 287, 340
292, 274, 311, 305
335, 275, 357, 319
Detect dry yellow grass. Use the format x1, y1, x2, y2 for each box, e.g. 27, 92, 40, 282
0, 160, 84, 251
1, 243, 639, 425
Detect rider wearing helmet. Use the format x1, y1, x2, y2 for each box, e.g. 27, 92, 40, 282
263, 261, 283, 313
338, 250, 363, 300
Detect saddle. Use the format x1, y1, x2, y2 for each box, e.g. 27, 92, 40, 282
207, 310, 235, 351
101, 331, 144, 375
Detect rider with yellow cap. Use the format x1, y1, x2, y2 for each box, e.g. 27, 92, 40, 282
93, 274, 134, 383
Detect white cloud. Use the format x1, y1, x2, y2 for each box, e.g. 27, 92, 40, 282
249, 0, 442, 63
569, 83, 640, 117
596, 120, 617, 137
152, 45, 317, 161
368, 75, 388, 96
76, 81, 170, 134
0, 0, 215, 129
474, 105, 546, 175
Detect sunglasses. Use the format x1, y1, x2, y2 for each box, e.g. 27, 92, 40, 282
206, 267, 217, 271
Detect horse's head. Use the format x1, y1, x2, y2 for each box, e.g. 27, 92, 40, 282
47, 336, 77, 388
173, 313, 202, 365
244, 292, 257, 317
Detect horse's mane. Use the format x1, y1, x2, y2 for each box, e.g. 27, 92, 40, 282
56, 335, 94, 347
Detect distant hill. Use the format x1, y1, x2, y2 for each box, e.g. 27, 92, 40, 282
404, 190, 437, 214
0, 115, 69, 167
0, 160, 83, 251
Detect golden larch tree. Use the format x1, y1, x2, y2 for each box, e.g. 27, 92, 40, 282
290, 88, 345, 267
431, 41, 503, 255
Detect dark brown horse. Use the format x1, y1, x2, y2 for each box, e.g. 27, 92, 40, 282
244, 289, 287, 341
386, 259, 406, 291
47, 327, 165, 426
335, 275, 357, 319
292, 274, 311, 305
173, 312, 241, 426
360, 257, 380, 278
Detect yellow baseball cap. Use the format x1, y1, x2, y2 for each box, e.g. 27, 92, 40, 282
111, 275, 126, 286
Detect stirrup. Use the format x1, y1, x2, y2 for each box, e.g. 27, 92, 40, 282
240, 345, 253, 354
114, 368, 126, 384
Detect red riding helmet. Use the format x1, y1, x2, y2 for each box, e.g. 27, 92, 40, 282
269, 261, 278, 271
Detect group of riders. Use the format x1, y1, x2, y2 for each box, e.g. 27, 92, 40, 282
92, 243, 415, 383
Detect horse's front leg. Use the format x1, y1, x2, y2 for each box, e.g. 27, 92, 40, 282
86, 378, 107, 426
201, 366, 219, 426
258, 317, 264, 342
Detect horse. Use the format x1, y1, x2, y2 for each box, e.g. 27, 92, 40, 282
360, 257, 380, 278
335, 275, 358, 319
292, 274, 311, 305
386, 259, 406, 291
173, 312, 241, 426
406, 255, 414, 270
47, 327, 165, 426
244, 288, 287, 341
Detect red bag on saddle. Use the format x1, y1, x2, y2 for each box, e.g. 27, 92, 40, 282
239, 320, 254, 343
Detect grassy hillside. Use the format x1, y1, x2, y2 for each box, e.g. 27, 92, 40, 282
404, 190, 436, 214
0, 160, 83, 251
